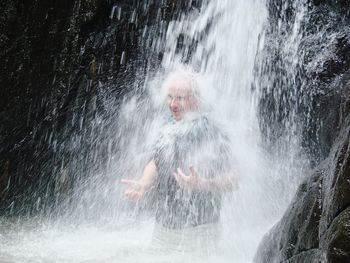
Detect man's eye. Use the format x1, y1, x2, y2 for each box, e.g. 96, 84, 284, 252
177, 96, 185, 101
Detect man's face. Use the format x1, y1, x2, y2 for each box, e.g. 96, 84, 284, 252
166, 80, 197, 121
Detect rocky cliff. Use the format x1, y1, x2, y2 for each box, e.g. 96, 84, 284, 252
254, 0, 350, 262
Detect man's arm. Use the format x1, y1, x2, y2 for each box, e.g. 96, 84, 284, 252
121, 159, 158, 201
138, 159, 158, 190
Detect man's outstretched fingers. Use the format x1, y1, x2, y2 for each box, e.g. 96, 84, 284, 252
174, 172, 184, 187
177, 168, 187, 179
121, 179, 145, 201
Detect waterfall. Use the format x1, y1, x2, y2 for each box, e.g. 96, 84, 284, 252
0, 1, 320, 262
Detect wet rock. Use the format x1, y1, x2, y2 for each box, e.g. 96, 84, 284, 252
255, 2, 350, 258
283, 250, 321, 263
0, 0, 202, 215
0, 160, 11, 200
259, 0, 350, 164
321, 207, 350, 262
255, 115, 350, 262
0, 0, 112, 215
320, 122, 350, 235
254, 171, 322, 262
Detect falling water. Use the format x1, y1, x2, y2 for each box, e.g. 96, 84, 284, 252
1, 1, 312, 262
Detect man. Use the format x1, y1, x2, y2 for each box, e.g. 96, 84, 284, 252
121, 70, 237, 252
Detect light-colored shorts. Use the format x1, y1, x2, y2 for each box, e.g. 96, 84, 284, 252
147, 222, 221, 256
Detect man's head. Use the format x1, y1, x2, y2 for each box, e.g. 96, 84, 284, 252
162, 71, 199, 121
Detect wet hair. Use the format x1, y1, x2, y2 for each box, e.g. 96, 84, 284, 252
161, 70, 200, 101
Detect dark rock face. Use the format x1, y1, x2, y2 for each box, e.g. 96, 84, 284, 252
0, 0, 201, 215
255, 117, 350, 262
321, 207, 350, 262
258, 0, 350, 164
254, 170, 323, 262
320, 124, 350, 235
254, 0, 350, 262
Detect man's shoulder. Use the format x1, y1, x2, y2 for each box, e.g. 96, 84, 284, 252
195, 115, 224, 135
188, 115, 230, 145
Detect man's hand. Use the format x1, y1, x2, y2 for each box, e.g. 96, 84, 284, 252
120, 160, 158, 202
174, 165, 206, 191
120, 179, 146, 201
